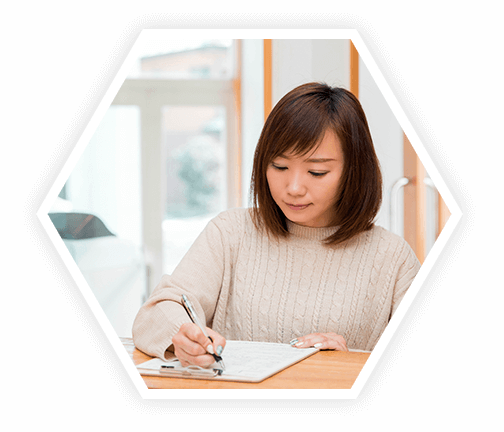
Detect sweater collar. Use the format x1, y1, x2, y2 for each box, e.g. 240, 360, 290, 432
286, 219, 339, 241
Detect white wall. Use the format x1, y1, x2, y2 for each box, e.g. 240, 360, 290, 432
241, 39, 265, 207
272, 39, 350, 106
358, 58, 403, 232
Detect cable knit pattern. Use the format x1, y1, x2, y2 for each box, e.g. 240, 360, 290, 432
132, 208, 421, 360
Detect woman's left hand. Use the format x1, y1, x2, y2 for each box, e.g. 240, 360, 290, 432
290, 332, 348, 351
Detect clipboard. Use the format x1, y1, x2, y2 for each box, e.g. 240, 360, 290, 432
136, 340, 319, 383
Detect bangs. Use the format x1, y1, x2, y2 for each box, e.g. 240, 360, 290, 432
266, 94, 334, 161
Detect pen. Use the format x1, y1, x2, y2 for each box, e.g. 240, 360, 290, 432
181, 294, 225, 372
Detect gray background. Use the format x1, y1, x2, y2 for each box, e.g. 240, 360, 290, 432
3, 5, 501, 431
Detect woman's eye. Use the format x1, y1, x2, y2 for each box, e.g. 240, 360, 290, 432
272, 164, 287, 171
309, 171, 328, 177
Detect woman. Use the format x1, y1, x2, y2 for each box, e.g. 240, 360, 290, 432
132, 82, 420, 367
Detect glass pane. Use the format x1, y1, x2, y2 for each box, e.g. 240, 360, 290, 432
51, 105, 146, 338
56, 105, 143, 247
161, 105, 227, 275
127, 39, 235, 80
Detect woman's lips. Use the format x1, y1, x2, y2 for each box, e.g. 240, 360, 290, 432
285, 203, 311, 211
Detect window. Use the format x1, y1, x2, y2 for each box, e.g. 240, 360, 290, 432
127, 39, 235, 80
59, 105, 142, 249
52, 39, 242, 335
52, 105, 145, 338
161, 105, 227, 274
114, 39, 240, 285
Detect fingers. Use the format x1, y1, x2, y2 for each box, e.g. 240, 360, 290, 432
172, 323, 214, 367
207, 327, 226, 357
289, 333, 348, 351
188, 323, 216, 353
172, 323, 227, 367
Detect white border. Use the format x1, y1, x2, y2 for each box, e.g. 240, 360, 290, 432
36, 28, 462, 400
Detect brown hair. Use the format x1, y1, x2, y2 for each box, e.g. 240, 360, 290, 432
250, 82, 382, 246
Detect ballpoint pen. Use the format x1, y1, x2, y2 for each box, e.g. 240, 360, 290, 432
181, 294, 225, 372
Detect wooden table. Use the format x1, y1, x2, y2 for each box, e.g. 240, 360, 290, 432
122, 338, 370, 389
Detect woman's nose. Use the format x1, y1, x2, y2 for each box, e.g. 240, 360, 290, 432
286, 172, 306, 196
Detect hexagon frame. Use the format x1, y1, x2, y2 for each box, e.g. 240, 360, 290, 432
36, 28, 462, 399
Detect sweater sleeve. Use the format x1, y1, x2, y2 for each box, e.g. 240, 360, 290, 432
132, 214, 231, 360
391, 241, 421, 317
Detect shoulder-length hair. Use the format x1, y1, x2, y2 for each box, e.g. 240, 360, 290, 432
250, 82, 382, 246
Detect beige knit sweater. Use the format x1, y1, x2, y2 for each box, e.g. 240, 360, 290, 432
132, 208, 420, 360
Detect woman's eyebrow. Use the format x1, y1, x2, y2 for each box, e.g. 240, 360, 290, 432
304, 157, 336, 163
274, 154, 337, 163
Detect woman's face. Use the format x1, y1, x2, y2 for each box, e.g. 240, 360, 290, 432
266, 128, 345, 228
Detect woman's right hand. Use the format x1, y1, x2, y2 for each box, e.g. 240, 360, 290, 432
171, 323, 226, 368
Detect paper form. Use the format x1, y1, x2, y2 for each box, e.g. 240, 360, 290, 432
137, 340, 319, 382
